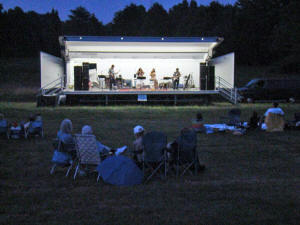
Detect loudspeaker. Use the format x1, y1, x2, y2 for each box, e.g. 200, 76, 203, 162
200, 64, 208, 90
207, 66, 215, 90
82, 63, 90, 90
200, 64, 215, 90
74, 66, 82, 90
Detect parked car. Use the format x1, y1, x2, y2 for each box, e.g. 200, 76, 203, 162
238, 78, 300, 103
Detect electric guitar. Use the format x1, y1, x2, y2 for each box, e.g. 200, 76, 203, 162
173, 72, 181, 80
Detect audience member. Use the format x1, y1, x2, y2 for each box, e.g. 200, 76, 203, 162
0, 113, 8, 128
81, 125, 127, 157
248, 111, 260, 129
191, 112, 206, 133
132, 125, 145, 165
264, 102, 284, 117
263, 103, 285, 132
51, 119, 75, 166
57, 119, 74, 144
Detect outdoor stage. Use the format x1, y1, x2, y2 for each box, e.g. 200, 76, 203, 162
55, 87, 220, 106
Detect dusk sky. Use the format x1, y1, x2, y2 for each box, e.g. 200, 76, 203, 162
1, 0, 237, 24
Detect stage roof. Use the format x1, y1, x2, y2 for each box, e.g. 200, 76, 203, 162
61, 36, 222, 43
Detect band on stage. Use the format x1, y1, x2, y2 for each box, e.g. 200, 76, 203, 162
96, 65, 185, 90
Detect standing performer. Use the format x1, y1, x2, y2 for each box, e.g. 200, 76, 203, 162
173, 68, 181, 89
136, 68, 145, 78
108, 64, 116, 90
150, 68, 158, 89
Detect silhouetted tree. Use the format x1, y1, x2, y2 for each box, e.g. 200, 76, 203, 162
142, 3, 169, 36
63, 6, 104, 35
112, 4, 146, 35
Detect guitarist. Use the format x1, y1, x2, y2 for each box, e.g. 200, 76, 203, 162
108, 64, 116, 90
173, 68, 181, 89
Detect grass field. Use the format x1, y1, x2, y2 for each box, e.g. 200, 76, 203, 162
0, 102, 299, 224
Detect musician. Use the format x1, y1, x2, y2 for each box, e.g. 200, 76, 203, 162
150, 68, 158, 89
173, 68, 181, 89
108, 64, 116, 90
136, 68, 145, 78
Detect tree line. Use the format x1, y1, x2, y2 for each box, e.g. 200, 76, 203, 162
0, 0, 299, 72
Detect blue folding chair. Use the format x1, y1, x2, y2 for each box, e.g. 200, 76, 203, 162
142, 131, 167, 183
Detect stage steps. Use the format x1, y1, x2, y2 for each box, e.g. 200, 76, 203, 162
37, 77, 64, 106
216, 76, 241, 104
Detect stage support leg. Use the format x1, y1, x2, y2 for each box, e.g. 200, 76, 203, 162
174, 95, 177, 106
105, 95, 108, 106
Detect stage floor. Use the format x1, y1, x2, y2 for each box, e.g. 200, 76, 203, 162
62, 87, 218, 95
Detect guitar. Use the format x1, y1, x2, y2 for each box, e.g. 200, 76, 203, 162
173, 71, 181, 80
109, 69, 120, 79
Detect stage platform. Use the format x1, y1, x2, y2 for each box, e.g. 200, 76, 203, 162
54, 88, 219, 106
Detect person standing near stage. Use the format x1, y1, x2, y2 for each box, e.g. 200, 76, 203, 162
173, 68, 181, 89
108, 64, 116, 90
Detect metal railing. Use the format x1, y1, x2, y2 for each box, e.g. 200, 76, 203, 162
216, 76, 241, 104
37, 76, 63, 96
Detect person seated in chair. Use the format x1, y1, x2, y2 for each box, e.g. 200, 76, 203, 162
166, 128, 205, 172
51, 119, 75, 165
248, 111, 260, 130
262, 102, 285, 132
23, 114, 35, 131
0, 113, 8, 136
264, 102, 284, 117
57, 119, 74, 145
191, 112, 206, 133
0, 113, 8, 128
26, 113, 43, 136
81, 125, 127, 158
132, 125, 145, 167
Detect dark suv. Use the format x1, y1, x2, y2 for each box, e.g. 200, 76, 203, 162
238, 78, 300, 103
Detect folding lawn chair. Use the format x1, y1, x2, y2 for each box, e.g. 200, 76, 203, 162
220, 108, 242, 126
142, 131, 167, 183
9, 123, 26, 139
73, 134, 102, 181
0, 119, 9, 139
25, 121, 44, 139
175, 129, 199, 177
50, 138, 76, 177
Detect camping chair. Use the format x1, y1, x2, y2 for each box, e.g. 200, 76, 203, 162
25, 121, 44, 139
0, 119, 9, 139
73, 134, 102, 181
9, 123, 26, 139
294, 113, 300, 123
220, 108, 242, 126
142, 131, 167, 183
50, 138, 76, 177
175, 129, 199, 177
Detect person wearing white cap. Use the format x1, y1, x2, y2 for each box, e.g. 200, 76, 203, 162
133, 125, 145, 165
81, 125, 127, 157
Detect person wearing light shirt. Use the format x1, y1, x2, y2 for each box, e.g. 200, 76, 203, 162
264, 102, 284, 117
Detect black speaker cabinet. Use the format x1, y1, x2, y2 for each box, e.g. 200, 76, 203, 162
200, 64, 215, 90
82, 63, 90, 90
207, 66, 215, 90
74, 66, 82, 90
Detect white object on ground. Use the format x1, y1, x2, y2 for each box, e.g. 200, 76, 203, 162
115, 146, 127, 155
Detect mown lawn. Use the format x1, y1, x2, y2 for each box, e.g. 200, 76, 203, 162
0, 102, 299, 225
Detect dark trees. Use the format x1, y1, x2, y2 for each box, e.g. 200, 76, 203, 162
0, 0, 299, 72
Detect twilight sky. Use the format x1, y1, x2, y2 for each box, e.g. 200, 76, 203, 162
1, 0, 237, 24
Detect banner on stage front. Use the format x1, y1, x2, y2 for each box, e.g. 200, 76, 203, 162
138, 94, 147, 102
